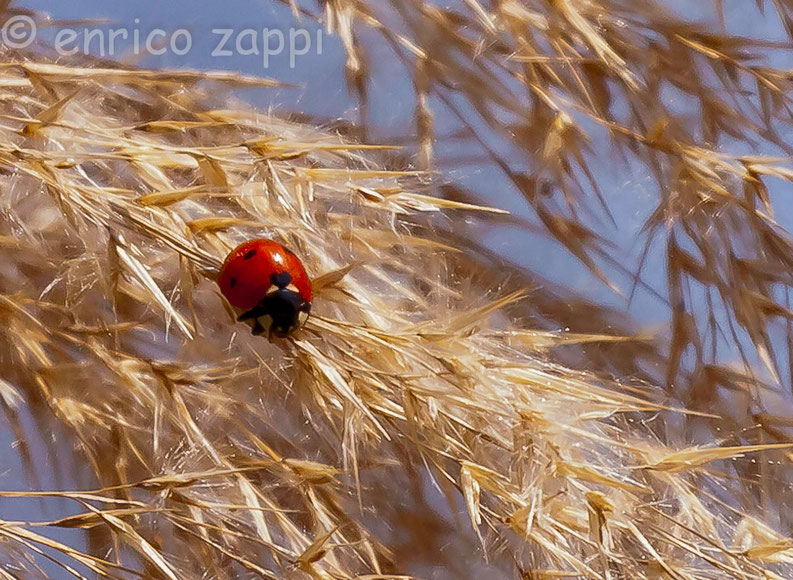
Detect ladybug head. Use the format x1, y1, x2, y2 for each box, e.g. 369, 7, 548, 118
236, 272, 311, 337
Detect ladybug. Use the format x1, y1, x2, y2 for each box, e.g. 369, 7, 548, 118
217, 238, 312, 337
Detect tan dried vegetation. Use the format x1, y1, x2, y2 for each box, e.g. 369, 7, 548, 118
0, 1, 792, 579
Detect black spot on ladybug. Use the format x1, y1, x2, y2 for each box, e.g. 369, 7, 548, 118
270, 272, 293, 289
244, 249, 257, 260
230, 277, 237, 288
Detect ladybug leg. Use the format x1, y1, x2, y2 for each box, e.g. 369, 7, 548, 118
237, 306, 264, 322
239, 306, 273, 336
251, 319, 266, 336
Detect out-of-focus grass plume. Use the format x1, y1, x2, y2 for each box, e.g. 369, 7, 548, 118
2, 1, 793, 579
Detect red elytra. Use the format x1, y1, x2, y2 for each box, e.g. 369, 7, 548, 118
218, 239, 312, 309
217, 239, 312, 336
